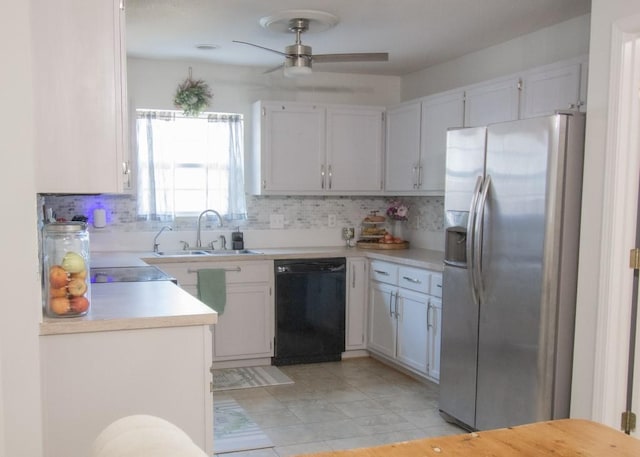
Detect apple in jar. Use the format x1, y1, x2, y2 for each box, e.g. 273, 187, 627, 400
69, 296, 89, 314
49, 297, 71, 315
49, 286, 68, 298
49, 265, 69, 288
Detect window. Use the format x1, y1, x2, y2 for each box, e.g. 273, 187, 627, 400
136, 110, 247, 221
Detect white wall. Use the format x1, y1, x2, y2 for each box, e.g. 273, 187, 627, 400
0, 2, 43, 457
128, 57, 401, 125
402, 14, 591, 100
571, 0, 640, 424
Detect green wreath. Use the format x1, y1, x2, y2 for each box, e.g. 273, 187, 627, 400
174, 78, 213, 116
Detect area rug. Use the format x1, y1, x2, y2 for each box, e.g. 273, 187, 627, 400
212, 365, 294, 391
214, 397, 273, 454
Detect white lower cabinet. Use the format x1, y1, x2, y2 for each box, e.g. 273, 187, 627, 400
396, 288, 429, 373
213, 282, 273, 360
368, 260, 442, 382
156, 260, 274, 361
346, 257, 368, 350
368, 281, 397, 358
40, 325, 213, 457
427, 296, 442, 380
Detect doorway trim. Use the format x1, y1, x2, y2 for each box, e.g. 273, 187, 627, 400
592, 16, 640, 434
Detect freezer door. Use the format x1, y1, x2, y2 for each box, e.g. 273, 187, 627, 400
439, 264, 479, 429
440, 126, 486, 429
474, 115, 564, 430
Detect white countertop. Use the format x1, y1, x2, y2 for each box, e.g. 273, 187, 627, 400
41, 246, 442, 336
40, 281, 217, 336
140, 246, 445, 271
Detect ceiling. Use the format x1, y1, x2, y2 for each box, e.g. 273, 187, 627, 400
126, 0, 591, 77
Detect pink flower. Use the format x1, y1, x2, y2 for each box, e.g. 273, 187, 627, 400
386, 201, 409, 221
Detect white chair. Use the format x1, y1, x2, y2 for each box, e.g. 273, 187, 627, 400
92, 415, 208, 457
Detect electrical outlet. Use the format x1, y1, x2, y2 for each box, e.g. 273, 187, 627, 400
328, 214, 337, 227
270, 214, 284, 229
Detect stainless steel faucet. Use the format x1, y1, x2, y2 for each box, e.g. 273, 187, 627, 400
196, 209, 223, 248
153, 225, 173, 253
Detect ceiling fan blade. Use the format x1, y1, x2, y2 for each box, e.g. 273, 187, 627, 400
263, 63, 284, 74
232, 40, 287, 57
312, 52, 389, 63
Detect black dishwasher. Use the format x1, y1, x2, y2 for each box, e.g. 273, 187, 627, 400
273, 258, 346, 365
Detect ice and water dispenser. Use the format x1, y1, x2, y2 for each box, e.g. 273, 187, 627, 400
444, 210, 468, 267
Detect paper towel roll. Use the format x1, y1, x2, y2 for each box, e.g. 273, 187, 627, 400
93, 208, 106, 228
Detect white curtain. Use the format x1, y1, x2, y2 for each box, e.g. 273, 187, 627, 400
136, 110, 247, 221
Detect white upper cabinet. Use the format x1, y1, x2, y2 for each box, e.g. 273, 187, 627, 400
256, 102, 326, 193
419, 91, 465, 193
251, 101, 384, 195
32, 0, 128, 194
520, 60, 583, 119
326, 106, 384, 192
464, 76, 520, 127
385, 102, 422, 193
385, 92, 463, 195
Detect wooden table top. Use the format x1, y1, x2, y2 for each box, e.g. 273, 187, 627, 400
299, 419, 640, 457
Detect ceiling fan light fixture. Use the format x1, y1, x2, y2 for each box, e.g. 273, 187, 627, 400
284, 56, 312, 78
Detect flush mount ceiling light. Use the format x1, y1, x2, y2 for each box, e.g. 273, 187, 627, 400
232, 9, 388, 77
195, 44, 219, 51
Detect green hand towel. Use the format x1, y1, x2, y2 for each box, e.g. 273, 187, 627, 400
197, 269, 226, 314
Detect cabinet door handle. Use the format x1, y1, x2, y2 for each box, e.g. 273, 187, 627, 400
352, 268, 356, 288
328, 165, 333, 189
427, 301, 432, 329
188, 267, 240, 273
417, 166, 423, 188
394, 293, 400, 319
389, 291, 395, 317
321, 165, 325, 189
402, 276, 421, 284
412, 166, 418, 189
374, 269, 389, 275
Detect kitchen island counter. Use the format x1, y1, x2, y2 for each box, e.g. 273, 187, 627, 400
40, 280, 217, 336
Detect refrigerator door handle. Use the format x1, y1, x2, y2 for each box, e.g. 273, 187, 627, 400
474, 174, 492, 301
467, 175, 483, 305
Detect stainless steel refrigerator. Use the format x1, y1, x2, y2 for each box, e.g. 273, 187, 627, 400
439, 113, 585, 431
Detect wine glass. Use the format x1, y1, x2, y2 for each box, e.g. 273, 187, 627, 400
342, 227, 355, 247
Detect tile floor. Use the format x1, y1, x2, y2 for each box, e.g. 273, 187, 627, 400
213, 357, 465, 457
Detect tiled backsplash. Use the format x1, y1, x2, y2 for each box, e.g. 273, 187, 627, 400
42, 193, 444, 249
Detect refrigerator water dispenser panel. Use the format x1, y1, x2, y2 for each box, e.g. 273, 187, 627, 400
445, 226, 467, 266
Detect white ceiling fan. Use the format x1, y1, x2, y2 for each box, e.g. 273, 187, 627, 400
233, 10, 389, 77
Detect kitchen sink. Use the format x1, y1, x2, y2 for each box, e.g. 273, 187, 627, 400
206, 249, 263, 255
154, 250, 210, 257
153, 249, 263, 257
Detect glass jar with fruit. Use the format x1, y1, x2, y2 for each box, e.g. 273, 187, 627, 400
43, 222, 90, 317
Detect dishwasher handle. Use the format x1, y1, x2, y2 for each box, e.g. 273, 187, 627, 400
275, 260, 346, 274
